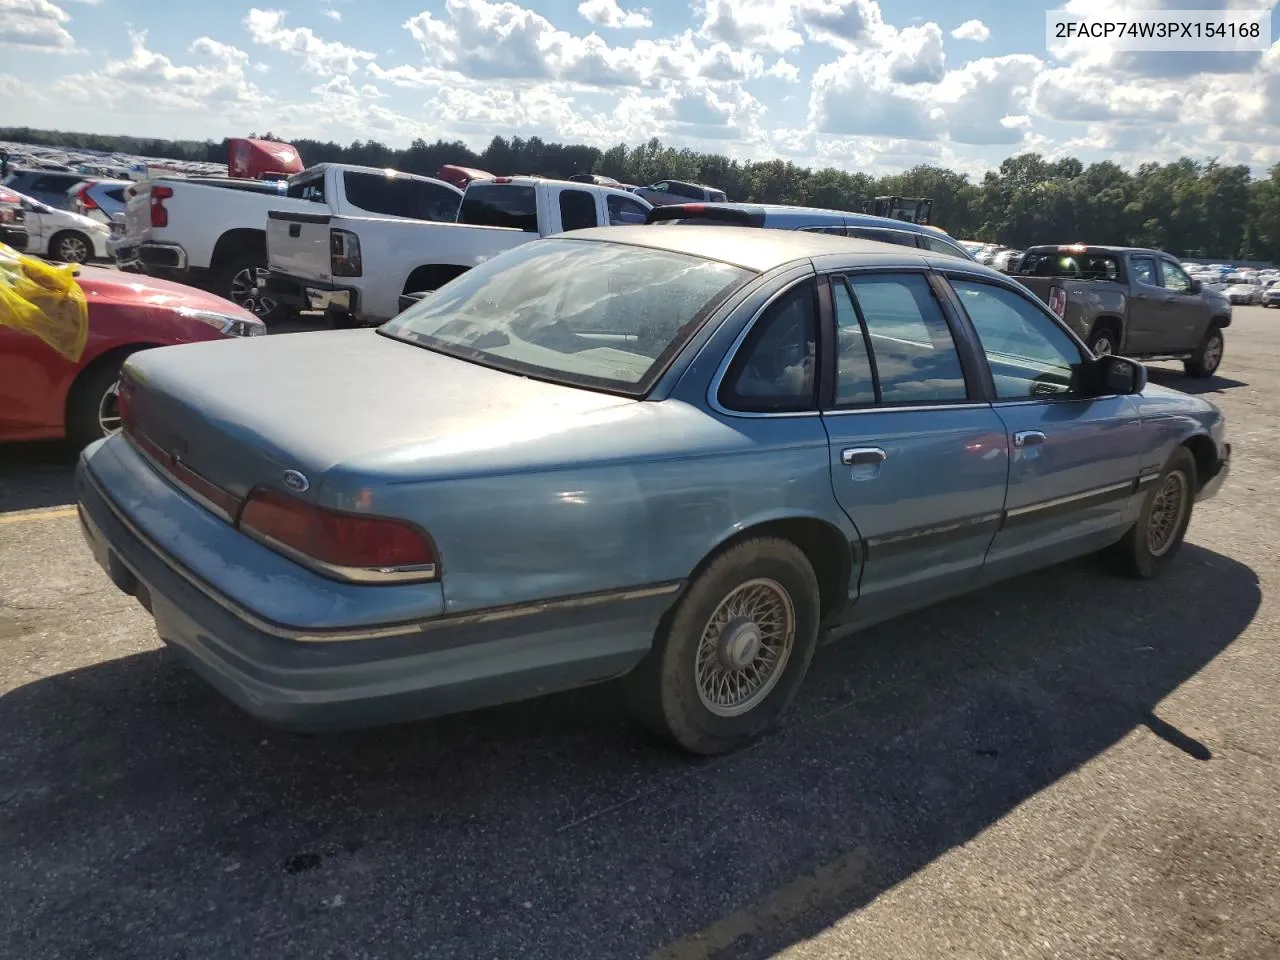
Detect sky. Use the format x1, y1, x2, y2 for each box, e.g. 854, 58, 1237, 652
1, 0, 1279, 180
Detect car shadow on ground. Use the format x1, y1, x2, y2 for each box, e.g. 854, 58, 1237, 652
0, 544, 1260, 959
0, 441, 78, 513
1145, 366, 1248, 395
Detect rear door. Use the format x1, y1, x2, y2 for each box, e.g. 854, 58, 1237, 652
941, 274, 1142, 577
556, 187, 600, 232
818, 270, 1010, 624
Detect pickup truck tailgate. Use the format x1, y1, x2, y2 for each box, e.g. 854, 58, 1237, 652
121, 182, 155, 246
267, 210, 333, 284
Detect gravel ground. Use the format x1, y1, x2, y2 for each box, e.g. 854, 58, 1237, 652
1, 307, 1278, 960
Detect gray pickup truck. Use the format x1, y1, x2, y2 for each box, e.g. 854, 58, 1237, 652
1017, 244, 1231, 378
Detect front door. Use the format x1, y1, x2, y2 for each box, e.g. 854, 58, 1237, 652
1156, 257, 1210, 351
819, 271, 1010, 626
1123, 253, 1166, 354
942, 275, 1142, 578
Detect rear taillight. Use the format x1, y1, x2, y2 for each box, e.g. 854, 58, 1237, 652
238, 489, 437, 583
78, 187, 99, 211
330, 228, 362, 277
150, 185, 173, 228
1048, 286, 1067, 319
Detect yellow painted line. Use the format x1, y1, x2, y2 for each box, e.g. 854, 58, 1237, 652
0, 505, 79, 526
649, 846, 873, 960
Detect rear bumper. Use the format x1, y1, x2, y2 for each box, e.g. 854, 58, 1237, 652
0, 226, 28, 252
1196, 442, 1230, 502
266, 271, 359, 316
115, 240, 189, 273
76, 449, 674, 732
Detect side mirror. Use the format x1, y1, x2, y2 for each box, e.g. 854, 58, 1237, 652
1091, 354, 1146, 396
397, 290, 433, 313
1189, 278, 1202, 294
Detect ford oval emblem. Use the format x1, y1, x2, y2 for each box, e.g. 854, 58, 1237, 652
281, 470, 310, 493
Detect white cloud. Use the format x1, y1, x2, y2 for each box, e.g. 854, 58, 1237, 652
577, 0, 650, 29
324, 9, 341, 21
950, 19, 989, 42
767, 58, 801, 82
243, 8, 376, 74
0, 0, 77, 52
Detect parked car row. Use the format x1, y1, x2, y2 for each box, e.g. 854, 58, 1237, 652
0, 185, 111, 262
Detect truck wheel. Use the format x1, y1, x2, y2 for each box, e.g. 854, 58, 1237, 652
1101, 447, 1196, 579
1184, 328, 1224, 378
1086, 326, 1117, 357
625, 537, 821, 755
66, 352, 138, 449
219, 251, 292, 325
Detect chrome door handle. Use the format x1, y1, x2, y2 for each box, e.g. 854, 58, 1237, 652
1013, 430, 1045, 447
842, 447, 887, 466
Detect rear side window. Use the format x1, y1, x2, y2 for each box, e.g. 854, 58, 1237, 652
460, 184, 538, 231
844, 273, 968, 404
103, 187, 127, 203
287, 176, 326, 203
721, 282, 818, 413
343, 172, 418, 218
559, 189, 598, 231
607, 194, 649, 225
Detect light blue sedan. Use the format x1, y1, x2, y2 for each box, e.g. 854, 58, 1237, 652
76, 226, 1231, 755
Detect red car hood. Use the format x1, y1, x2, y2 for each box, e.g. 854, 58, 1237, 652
76, 266, 258, 320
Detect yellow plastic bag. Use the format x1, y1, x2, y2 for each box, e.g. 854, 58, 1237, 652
0, 242, 89, 363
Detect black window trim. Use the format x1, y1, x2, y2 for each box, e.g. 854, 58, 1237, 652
935, 270, 1095, 406
810, 266, 987, 411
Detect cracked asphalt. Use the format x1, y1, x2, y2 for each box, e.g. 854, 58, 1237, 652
1, 307, 1278, 960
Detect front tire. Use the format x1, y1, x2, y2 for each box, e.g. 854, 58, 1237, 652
49, 230, 92, 264
626, 537, 821, 755
1184, 328, 1224, 378
1102, 447, 1196, 579
66, 353, 137, 449
1086, 325, 1118, 357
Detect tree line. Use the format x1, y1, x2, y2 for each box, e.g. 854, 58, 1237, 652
4, 126, 1278, 263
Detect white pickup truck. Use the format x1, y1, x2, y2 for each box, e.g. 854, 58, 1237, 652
264, 176, 653, 326
113, 163, 463, 322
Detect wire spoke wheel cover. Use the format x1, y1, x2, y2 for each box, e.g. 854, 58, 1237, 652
231, 266, 278, 317
695, 577, 795, 717
97, 380, 122, 437
1147, 470, 1189, 557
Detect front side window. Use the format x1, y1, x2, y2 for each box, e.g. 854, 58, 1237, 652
558, 189, 598, 231
1130, 256, 1157, 286
846, 273, 968, 403
607, 194, 649, 225
414, 182, 461, 222
1160, 259, 1192, 293
950, 279, 1083, 399
720, 282, 818, 412
383, 239, 750, 395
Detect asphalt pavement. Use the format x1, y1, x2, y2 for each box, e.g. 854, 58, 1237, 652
1, 308, 1278, 960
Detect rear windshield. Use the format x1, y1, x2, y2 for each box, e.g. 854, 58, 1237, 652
380, 238, 751, 395
1020, 251, 1119, 280
459, 184, 538, 231
104, 187, 126, 203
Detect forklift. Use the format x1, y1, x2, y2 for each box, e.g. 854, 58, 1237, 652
861, 196, 934, 226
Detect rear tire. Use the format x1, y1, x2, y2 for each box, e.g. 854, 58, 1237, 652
1101, 447, 1196, 579
217, 250, 293, 325
49, 230, 93, 264
625, 537, 821, 755
1184, 328, 1224, 378
66, 352, 137, 450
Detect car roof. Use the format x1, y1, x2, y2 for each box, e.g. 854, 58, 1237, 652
1025, 244, 1165, 256
648, 201, 953, 238
563, 224, 983, 273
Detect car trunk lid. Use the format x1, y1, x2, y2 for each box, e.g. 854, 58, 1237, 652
119, 329, 635, 517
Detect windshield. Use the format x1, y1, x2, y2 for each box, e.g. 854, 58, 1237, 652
1020, 251, 1119, 280
1225, 276, 1251, 285
381, 238, 752, 394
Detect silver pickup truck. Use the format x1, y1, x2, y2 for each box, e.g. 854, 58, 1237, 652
1017, 244, 1232, 378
